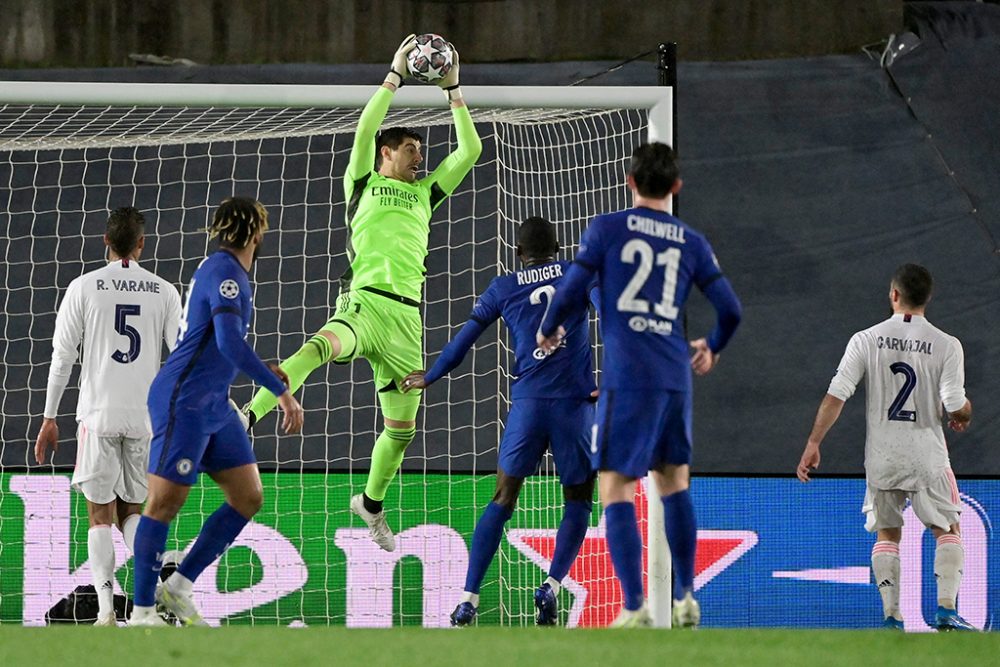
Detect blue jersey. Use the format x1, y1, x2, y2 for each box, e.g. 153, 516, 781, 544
424, 260, 596, 400
548, 207, 731, 392
472, 260, 595, 400
148, 250, 285, 428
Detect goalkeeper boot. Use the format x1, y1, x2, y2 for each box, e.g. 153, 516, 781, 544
350, 494, 396, 552
672, 591, 701, 628
935, 607, 977, 632
128, 607, 169, 627
534, 582, 558, 626
450, 602, 477, 627
609, 602, 652, 628
157, 577, 209, 627
881, 617, 905, 631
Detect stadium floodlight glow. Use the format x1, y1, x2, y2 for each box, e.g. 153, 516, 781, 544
0, 81, 672, 627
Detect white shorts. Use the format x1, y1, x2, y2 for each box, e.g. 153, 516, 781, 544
863, 468, 961, 532
71, 422, 150, 505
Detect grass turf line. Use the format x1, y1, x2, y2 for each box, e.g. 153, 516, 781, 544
1, 626, 997, 667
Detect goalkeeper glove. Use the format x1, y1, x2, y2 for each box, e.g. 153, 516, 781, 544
438, 45, 462, 101
385, 34, 416, 88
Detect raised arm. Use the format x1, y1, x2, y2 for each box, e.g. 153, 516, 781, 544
344, 35, 418, 191
424, 48, 483, 207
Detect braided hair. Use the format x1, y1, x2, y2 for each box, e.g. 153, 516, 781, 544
209, 197, 269, 249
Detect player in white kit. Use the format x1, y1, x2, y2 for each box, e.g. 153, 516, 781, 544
796, 264, 975, 631
34, 208, 182, 626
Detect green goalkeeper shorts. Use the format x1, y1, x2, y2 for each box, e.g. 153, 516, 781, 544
322, 288, 423, 395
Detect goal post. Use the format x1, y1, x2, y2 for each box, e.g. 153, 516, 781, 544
0, 81, 673, 627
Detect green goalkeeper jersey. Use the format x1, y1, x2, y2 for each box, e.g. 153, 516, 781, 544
342, 86, 482, 303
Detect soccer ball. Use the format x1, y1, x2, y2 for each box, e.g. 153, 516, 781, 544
406, 34, 454, 83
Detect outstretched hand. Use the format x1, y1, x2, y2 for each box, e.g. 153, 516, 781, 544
390, 34, 417, 80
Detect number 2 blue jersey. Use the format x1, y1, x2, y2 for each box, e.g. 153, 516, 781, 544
574, 207, 723, 392
471, 260, 595, 400
148, 251, 283, 428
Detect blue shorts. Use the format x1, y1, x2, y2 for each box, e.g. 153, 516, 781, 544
148, 404, 256, 485
592, 388, 692, 479
499, 397, 595, 486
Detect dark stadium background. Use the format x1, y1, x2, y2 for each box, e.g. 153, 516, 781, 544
2, 1, 998, 478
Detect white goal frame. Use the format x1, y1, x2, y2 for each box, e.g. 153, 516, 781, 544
0, 81, 674, 627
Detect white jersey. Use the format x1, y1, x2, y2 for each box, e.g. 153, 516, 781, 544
827, 313, 966, 491
44, 259, 182, 437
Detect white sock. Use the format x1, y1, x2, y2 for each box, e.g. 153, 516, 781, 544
544, 576, 561, 596
120, 514, 140, 554
935, 534, 964, 609
460, 591, 480, 607
166, 571, 195, 595
88, 525, 116, 618
871, 540, 901, 619
131, 605, 156, 617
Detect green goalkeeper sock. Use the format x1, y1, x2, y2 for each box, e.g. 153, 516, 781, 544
364, 425, 416, 502
247, 334, 332, 424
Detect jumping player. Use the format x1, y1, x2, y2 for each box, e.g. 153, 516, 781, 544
242, 35, 482, 552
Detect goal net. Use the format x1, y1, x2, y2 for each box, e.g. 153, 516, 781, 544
0, 83, 671, 627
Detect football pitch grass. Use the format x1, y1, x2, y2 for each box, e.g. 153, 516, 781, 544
1, 626, 998, 666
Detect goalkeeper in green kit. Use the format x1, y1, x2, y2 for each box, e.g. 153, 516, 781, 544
243, 35, 481, 551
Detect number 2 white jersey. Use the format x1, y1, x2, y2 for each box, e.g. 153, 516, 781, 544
44, 259, 182, 437
827, 313, 967, 491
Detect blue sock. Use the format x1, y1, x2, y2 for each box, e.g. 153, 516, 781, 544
464, 502, 513, 595
548, 500, 592, 582
177, 503, 249, 583
133, 516, 169, 607
604, 501, 644, 611
663, 490, 697, 599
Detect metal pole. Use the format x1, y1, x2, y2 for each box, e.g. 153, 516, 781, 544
646, 41, 678, 630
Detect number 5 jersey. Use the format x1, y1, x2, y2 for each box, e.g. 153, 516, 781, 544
45, 259, 182, 437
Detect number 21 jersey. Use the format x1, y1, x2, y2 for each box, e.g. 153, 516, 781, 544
574, 206, 723, 392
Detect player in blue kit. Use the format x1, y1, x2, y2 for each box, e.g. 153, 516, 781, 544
129, 198, 304, 627
402, 217, 598, 626
538, 143, 742, 627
